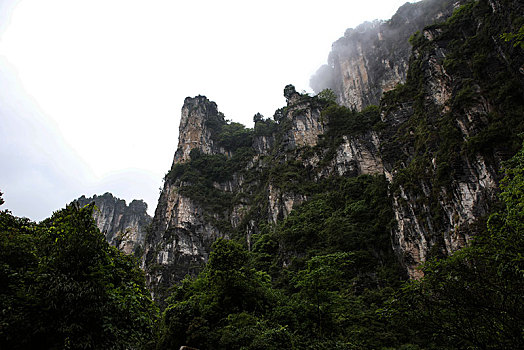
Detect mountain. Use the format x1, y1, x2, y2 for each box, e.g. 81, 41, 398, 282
2, 0, 523, 348
142, 0, 523, 302
75, 193, 152, 256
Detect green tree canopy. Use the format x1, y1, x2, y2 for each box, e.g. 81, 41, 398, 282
0, 203, 158, 349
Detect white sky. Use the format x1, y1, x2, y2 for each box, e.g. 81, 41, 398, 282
0, 0, 412, 220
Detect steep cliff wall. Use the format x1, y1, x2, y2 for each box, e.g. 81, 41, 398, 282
311, 0, 466, 110
378, 0, 524, 276
173, 96, 228, 163
75, 193, 152, 256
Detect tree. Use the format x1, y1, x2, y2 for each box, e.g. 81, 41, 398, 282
253, 112, 264, 123
292, 253, 355, 337
157, 239, 287, 350
316, 88, 337, 105
283, 84, 297, 101
0, 203, 158, 349
502, 25, 524, 49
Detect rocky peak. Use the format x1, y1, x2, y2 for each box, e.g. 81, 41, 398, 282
173, 95, 226, 164
75, 193, 152, 256
281, 85, 326, 149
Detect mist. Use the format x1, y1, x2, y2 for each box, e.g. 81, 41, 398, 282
308, 0, 452, 97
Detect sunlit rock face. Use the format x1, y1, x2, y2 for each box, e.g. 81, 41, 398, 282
75, 193, 152, 256
143, 180, 219, 300
311, 0, 465, 111
173, 96, 227, 163
283, 92, 326, 149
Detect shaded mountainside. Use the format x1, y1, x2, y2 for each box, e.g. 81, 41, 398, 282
75, 193, 152, 256
143, 0, 523, 301
378, 0, 524, 276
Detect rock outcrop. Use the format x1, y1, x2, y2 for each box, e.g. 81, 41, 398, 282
75, 193, 152, 256
144, 91, 331, 299
143, 97, 230, 300
173, 96, 227, 163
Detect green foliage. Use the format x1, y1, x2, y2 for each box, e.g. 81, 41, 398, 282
408, 31, 427, 47
312, 104, 381, 165
322, 104, 380, 139
267, 159, 314, 194
315, 88, 337, 105
254, 115, 278, 137
165, 148, 254, 214
156, 171, 405, 349
291, 252, 356, 337
0, 203, 158, 349
502, 25, 524, 49
248, 174, 405, 348
217, 121, 253, 150
157, 238, 285, 350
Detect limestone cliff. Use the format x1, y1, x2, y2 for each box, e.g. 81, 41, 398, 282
311, 0, 465, 110
143, 90, 339, 299
143, 97, 229, 299
173, 96, 227, 163
144, 0, 524, 299
75, 193, 152, 256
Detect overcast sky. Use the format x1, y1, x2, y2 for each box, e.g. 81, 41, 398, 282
0, 0, 412, 221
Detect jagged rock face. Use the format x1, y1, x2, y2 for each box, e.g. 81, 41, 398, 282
309, 132, 384, 179
284, 93, 325, 149
173, 96, 225, 163
143, 181, 221, 299
267, 183, 306, 224
144, 94, 332, 300
253, 134, 274, 155
144, 96, 235, 301
311, 0, 465, 110
75, 193, 152, 256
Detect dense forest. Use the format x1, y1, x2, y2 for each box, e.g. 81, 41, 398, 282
2, 141, 523, 348
1, 0, 524, 349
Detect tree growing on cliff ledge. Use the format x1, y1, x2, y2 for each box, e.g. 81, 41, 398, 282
283, 84, 297, 101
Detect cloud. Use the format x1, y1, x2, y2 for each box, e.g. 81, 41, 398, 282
309, 64, 336, 94
0, 57, 94, 220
